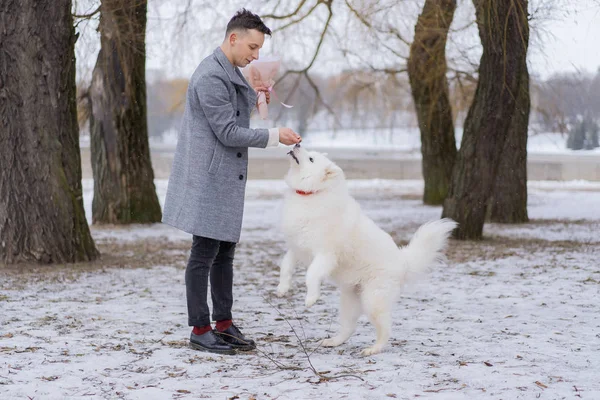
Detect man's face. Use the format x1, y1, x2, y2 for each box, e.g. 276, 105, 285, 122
230, 29, 265, 68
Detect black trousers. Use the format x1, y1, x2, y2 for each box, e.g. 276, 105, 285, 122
185, 235, 236, 327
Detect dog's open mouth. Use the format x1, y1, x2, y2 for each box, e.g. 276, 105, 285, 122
287, 150, 300, 165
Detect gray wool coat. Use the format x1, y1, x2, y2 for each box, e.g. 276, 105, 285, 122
162, 47, 272, 243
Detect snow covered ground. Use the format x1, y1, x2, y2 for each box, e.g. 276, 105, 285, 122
1, 179, 599, 399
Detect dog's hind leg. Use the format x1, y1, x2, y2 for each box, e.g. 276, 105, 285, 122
360, 288, 392, 356
322, 285, 362, 347
277, 251, 296, 297
304, 253, 336, 307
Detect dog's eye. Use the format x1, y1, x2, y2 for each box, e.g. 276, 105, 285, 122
309, 157, 314, 163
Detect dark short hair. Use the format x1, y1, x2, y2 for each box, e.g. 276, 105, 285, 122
225, 9, 271, 37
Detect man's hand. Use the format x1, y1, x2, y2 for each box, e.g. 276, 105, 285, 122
278, 128, 302, 145
254, 86, 271, 105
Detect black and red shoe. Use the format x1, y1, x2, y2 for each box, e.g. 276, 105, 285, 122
190, 330, 236, 355
214, 323, 256, 351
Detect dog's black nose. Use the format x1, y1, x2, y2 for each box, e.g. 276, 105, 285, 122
294, 143, 301, 148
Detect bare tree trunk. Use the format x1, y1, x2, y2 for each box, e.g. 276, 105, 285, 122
487, 67, 530, 223
89, 0, 162, 224
0, 0, 98, 264
408, 0, 457, 205
442, 0, 529, 239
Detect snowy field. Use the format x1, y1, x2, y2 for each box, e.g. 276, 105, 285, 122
1, 179, 600, 399
142, 128, 600, 156
81, 128, 600, 156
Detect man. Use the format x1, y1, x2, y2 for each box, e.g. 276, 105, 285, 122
162, 9, 301, 355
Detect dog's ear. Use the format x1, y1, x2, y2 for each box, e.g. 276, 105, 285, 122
322, 165, 339, 181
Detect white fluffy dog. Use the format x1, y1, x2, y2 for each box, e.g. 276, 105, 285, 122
277, 144, 457, 356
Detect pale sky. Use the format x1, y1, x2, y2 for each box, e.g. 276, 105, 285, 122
74, 0, 600, 82
528, 0, 600, 79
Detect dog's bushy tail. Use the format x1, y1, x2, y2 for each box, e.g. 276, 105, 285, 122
398, 218, 457, 280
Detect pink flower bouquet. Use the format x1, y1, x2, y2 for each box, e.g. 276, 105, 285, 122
242, 56, 292, 120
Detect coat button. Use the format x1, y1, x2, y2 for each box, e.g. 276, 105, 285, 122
236, 110, 240, 116
237, 152, 242, 158
239, 175, 244, 180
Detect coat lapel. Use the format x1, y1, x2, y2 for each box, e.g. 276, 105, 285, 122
213, 47, 248, 88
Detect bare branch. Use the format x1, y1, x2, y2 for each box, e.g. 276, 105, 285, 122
344, 1, 411, 49
381, 25, 411, 47
73, 5, 101, 19
344, 0, 371, 28
335, 45, 407, 76
304, 72, 341, 126
262, 0, 310, 20
271, 1, 322, 33
262, 0, 419, 129
450, 20, 476, 33
448, 67, 478, 83
263, 297, 364, 382
283, 2, 333, 74
174, 0, 195, 37
272, 2, 341, 127
379, 39, 409, 60
370, 67, 408, 75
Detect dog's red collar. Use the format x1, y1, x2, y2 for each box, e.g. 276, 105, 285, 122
295, 189, 317, 196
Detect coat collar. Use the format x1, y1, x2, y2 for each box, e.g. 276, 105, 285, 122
213, 46, 249, 88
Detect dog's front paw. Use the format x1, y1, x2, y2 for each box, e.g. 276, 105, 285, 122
276, 284, 290, 297
321, 338, 341, 347
304, 294, 319, 307
360, 345, 383, 357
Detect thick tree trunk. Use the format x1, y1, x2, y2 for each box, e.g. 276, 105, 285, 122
487, 67, 530, 223
408, 0, 457, 205
0, 0, 98, 264
89, 0, 162, 224
441, 0, 529, 239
